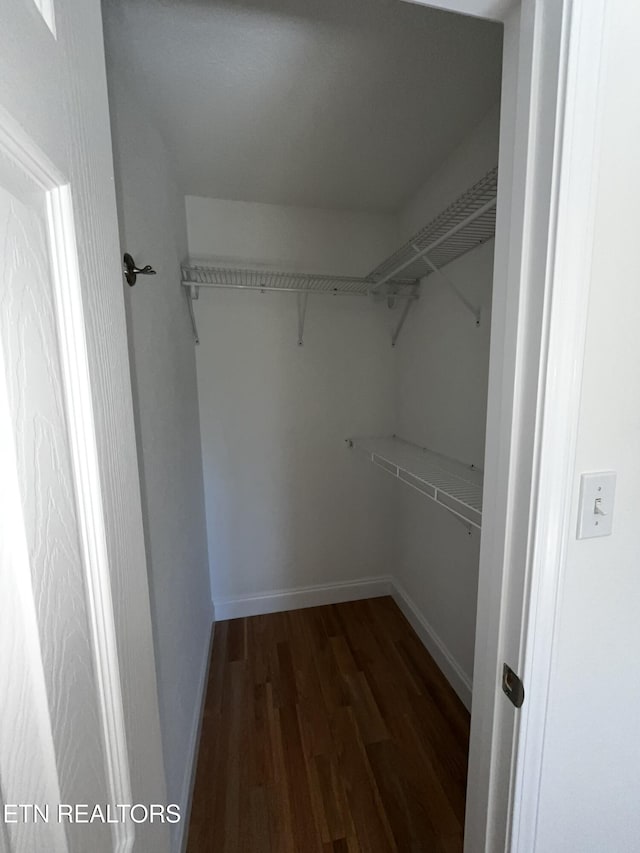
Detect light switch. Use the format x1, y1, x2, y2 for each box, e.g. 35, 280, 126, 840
577, 471, 616, 539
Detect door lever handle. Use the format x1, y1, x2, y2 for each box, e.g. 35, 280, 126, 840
123, 252, 157, 286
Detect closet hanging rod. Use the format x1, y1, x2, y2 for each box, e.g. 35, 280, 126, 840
369, 196, 497, 294
180, 280, 420, 298
180, 266, 420, 299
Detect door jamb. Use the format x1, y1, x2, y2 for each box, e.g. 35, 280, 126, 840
506, 3, 609, 850
401, 1, 609, 850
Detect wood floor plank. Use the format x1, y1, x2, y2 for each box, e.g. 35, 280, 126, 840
396, 632, 470, 747
226, 617, 247, 663
248, 614, 271, 686
279, 700, 325, 851
366, 738, 441, 853
331, 706, 398, 853
249, 786, 272, 853
264, 681, 296, 853
297, 722, 333, 845
186, 596, 470, 852
314, 752, 359, 843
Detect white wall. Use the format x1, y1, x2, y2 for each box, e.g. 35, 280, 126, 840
393, 239, 494, 687
186, 195, 398, 274
103, 23, 213, 850
535, 4, 640, 848
187, 197, 399, 604
389, 109, 497, 693
399, 104, 500, 241
395, 240, 494, 467
195, 289, 398, 603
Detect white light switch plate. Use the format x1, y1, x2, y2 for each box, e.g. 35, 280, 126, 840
577, 471, 616, 539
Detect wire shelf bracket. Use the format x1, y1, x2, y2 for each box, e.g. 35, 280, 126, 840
297, 291, 309, 346
422, 253, 482, 326
391, 285, 419, 347
186, 283, 200, 344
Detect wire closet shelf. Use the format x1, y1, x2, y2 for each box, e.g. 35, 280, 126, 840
181, 165, 498, 343
367, 166, 498, 290
180, 266, 416, 299
348, 436, 483, 530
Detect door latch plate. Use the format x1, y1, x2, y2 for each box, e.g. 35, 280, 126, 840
502, 663, 525, 708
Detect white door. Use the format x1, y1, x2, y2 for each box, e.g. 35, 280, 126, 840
0, 2, 169, 852
0, 173, 120, 852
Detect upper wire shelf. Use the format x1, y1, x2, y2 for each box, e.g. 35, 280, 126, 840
180, 264, 418, 346
180, 166, 498, 343
367, 167, 498, 291
181, 264, 417, 298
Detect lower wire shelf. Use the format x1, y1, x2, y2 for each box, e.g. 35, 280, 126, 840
348, 435, 483, 528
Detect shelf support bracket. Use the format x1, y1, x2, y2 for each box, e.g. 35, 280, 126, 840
297, 291, 308, 346
445, 506, 474, 536
186, 283, 200, 344
421, 255, 481, 326
391, 287, 418, 347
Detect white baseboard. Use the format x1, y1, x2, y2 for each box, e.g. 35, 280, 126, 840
390, 579, 473, 710
177, 610, 215, 853
214, 576, 392, 621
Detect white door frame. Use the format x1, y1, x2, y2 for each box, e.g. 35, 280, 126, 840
403, 1, 609, 851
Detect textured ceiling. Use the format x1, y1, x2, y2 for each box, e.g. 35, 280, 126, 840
104, 0, 502, 213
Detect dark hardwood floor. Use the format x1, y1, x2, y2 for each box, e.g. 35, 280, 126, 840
186, 596, 470, 852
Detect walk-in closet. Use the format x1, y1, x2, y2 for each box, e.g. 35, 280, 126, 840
102, 0, 504, 849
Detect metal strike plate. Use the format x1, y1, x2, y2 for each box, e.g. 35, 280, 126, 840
502, 663, 525, 708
